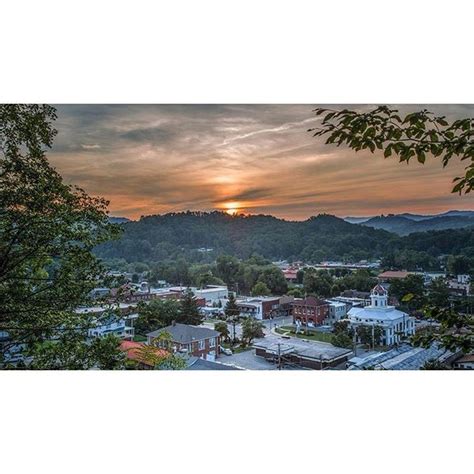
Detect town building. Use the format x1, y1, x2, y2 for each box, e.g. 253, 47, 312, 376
347, 343, 456, 370
324, 300, 348, 325
291, 297, 329, 326
147, 323, 220, 361
452, 353, 474, 369
236, 296, 282, 320
193, 285, 229, 306
282, 267, 299, 283
253, 334, 353, 369
378, 270, 412, 282
348, 285, 416, 346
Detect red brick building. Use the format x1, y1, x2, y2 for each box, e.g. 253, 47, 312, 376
146, 323, 221, 361
292, 297, 329, 326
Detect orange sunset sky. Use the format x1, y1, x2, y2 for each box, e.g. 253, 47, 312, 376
49, 104, 474, 220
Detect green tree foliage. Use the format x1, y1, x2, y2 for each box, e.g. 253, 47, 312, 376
356, 325, 383, 347
331, 332, 353, 349
303, 269, 333, 297
389, 274, 426, 310
25, 333, 126, 370
428, 278, 451, 308
224, 292, 240, 319
179, 289, 203, 326
309, 106, 474, 193
135, 298, 181, 334
241, 318, 265, 345
0, 104, 122, 368
135, 332, 186, 370
214, 321, 230, 342
447, 255, 472, 276
251, 281, 271, 296
216, 254, 240, 286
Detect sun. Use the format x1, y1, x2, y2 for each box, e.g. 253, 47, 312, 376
226, 207, 238, 216
223, 201, 241, 216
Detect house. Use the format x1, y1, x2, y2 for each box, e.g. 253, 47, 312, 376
348, 285, 416, 346
236, 296, 281, 320
291, 297, 329, 327
88, 315, 135, 340
378, 270, 412, 282
452, 353, 474, 369
447, 279, 471, 296
119, 340, 170, 369
282, 267, 299, 283
146, 323, 221, 361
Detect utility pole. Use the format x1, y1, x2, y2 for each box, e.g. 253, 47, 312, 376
277, 343, 282, 370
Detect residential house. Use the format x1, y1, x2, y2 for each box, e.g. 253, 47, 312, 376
147, 323, 220, 361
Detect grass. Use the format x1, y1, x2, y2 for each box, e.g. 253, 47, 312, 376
133, 334, 147, 342
275, 326, 334, 344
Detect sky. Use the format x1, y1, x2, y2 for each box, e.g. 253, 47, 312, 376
49, 104, 474, 220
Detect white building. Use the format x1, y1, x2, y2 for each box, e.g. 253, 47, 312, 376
191, 285, 229, 306
348, 285, 415, 346
324, 300, 347, 325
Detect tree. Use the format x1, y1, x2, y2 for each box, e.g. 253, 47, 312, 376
214, 321, 230, 342
389, 275, 426, 310
428, 278, 450, 308
420, 359, 448, 370
179, 289, 203, 326
0, 104, 122, 368
224, 293, 240, 318
303, 269, 333, 298
251, 281, 271, 296
135, 332, 186, 370
257, 266, 288, 294
447, 255, 472, 276
216, 254, 240, 286
241, 318, 265, 346
331, 331, 353, 349
310, 105, 474, 352
135, 298, 181, 334
26, 333, 125, 370
309, 106, 474, 193
357, 325, 383, 348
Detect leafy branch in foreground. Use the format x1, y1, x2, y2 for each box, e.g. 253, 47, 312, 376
309, 106, 474, 193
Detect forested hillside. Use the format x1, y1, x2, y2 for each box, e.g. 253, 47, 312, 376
96, 211, 397, 263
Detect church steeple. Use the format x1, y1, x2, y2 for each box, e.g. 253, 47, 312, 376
370, 284, 388, 308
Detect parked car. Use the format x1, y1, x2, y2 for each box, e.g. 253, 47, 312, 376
220, 346, 233, 356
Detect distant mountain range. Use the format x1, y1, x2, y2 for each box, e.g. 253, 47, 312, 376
344, 210, 474, 235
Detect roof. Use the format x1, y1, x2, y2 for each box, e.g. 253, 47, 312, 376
146, 323, 220, 343
119, 340, 169, 366
454, 354, 474, 364
186, 358, 241, 370
348, 343, 453, 370
292, 296, 328, 307
253, 334, 352, 361
378, 271, 411, 279
371, 284, 387, 294
348, 306, 407, 322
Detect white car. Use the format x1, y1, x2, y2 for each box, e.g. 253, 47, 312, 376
220, 346, 233, 356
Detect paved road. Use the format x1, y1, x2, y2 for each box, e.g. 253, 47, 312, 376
219, 348, 279, 370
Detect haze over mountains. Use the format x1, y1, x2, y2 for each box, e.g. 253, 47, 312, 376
343, 210, 474, 235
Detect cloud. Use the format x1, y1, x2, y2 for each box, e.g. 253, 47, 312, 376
48, 104, 474, 220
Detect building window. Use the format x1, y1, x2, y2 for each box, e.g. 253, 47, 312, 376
198, 340, 205, 350
209, 337, 215, 348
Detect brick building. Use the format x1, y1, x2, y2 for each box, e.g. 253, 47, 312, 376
146, 323, 220, 361
291, 297, 329, 326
